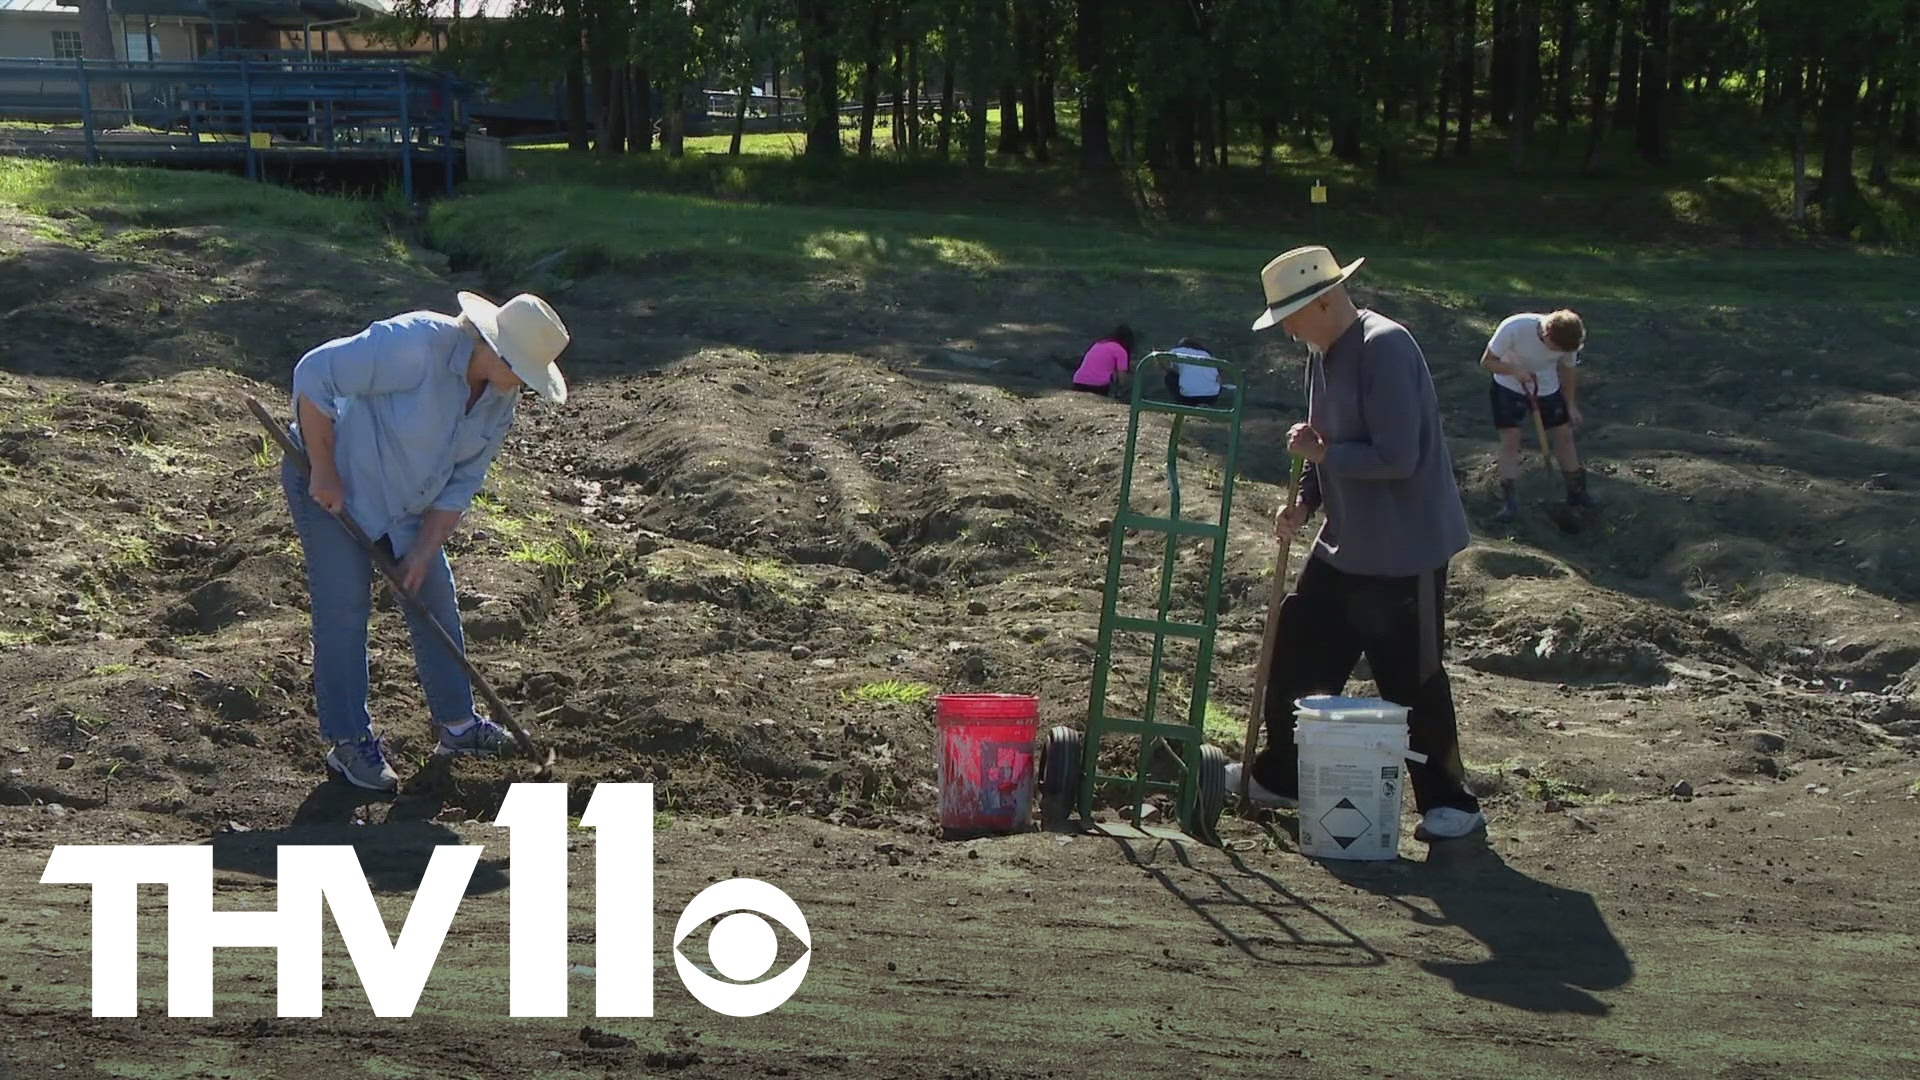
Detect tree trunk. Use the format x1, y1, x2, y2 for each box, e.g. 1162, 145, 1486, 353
907, 40, 921, 151
1260, 112, 1278, 170
606, 65, 628, 153
1510, 0, 1533, 172
565, 66, 589, 152
892, 41, 906, 152
1076, 0, 1113, 167
1614, 1, 1641, 126
632, 66, 652, 152
1554, 0, 1576, 139
1455, 0, 1476, 155
858, 4, 882, 158
590, 61, 612, 152
1377, 0, 1408, 179
730, 70, 752, 154
1217, 94, 1229, 167
1812, 41, 1863, 235
1869, 73, 1898, 185
999, 84, 1021, 153
666, 84, 685, 157
1900, 99, 1918, 152
799, 0, 841, 158
939, 53, 956, 159
1490, 0, 1512, 127
1435, 0, 1454, 158
1791, 91, 1808, 225
1634, 0, 1669, 163
1582, 0, 1619, 174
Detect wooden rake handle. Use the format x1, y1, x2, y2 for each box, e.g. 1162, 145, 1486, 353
1241, 454, 1305, 807
243, 395, 546, 765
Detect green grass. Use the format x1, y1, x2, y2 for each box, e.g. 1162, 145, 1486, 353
428, 178, 1920, 306
846, 679, 933, 705
0, 157, 385, 242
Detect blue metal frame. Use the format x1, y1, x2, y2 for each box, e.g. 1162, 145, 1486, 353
0, 56, 478, 200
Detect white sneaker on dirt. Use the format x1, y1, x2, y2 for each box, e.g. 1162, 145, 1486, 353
1414, 806, 1487, 841
1223, 763, 1298, 809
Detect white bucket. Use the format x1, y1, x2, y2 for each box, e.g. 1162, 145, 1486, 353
1291, 695, 1428, 861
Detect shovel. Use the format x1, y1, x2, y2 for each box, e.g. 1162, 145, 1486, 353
244, 395, 556, 777
1527, 383, 1583, 535
1240, 453, 1305, 810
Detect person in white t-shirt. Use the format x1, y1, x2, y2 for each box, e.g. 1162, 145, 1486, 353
1163, 337, 1224, 405
1481, 309, 1595, 521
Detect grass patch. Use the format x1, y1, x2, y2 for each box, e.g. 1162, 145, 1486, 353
0, 158, 382, 243
845, 679, 933, 705
89, 663, 130, 677
104, 534, 155, 572
430, 180, 1920, 306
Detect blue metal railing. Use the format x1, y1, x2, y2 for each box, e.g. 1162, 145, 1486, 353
0, 56, 476, 199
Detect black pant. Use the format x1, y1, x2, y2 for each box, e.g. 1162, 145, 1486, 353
1252, 554, 1479, 815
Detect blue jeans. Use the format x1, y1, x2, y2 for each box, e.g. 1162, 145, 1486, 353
280, 453, 480, 743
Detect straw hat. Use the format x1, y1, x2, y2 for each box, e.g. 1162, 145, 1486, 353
1250, 246, 1365, 331
456, 291, 571, 404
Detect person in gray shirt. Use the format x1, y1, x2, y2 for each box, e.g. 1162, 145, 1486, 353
1225, 246, 1486, 842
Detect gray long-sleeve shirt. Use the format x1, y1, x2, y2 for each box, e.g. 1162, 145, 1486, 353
1294, 310, 1470, 578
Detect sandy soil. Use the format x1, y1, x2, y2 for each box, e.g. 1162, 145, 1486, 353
0, 207, 1916, 1079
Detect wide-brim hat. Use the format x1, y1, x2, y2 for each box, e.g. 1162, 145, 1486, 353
457, 291, 571, 404
1251, 246, 1365, 331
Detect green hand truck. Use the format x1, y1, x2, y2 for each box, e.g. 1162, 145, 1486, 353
1038, 349, 1244, 846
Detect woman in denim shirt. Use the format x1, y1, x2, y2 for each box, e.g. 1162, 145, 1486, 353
281, 291, 571, 791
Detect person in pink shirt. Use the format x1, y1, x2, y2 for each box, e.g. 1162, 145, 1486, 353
1070, 325, 1136, 396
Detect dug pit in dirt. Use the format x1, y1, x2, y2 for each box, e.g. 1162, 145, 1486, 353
269, 291, 572, 792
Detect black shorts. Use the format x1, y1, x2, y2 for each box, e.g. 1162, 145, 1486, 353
1490, 380, 1570, 430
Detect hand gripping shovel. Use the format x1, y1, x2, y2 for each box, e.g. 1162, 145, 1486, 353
1240, 454, 1305, 810
1526, 383, 1583, 535
244, 395, 556, 777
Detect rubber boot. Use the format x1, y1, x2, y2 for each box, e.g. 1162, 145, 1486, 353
1563, 468, 1598, 508
1494, 479, 1519, 522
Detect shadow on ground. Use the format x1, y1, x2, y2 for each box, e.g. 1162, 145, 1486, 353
207, 780, 509, 897
1321, 835, 1634, 1015
1110, 833, 1386, 969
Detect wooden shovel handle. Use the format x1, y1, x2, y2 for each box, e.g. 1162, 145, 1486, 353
1242, 454, 1305, 805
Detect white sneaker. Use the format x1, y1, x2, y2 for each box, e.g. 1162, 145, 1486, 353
1414, 806, 1487, 841
1223, 763, 1298, 809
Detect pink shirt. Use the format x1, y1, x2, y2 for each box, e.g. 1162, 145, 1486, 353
1072, 340, 1129, 387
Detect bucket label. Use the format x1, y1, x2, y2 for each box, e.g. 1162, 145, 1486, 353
1380, 766, 1399, 779
1316, 798, 1374, 850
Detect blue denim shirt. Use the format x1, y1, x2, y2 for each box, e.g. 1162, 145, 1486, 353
288, 310, 516, 558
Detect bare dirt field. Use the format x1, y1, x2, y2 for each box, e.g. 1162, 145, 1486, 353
1, 204, 1917, 1079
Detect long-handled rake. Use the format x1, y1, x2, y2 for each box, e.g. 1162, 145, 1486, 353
244, 395, 556, 777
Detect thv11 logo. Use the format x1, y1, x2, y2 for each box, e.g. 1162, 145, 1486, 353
39, 783, 811, 1019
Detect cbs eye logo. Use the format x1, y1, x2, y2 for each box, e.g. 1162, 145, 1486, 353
671, 878, 812, 1016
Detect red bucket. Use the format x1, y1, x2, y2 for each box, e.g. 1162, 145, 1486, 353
935, 694, 1039, 837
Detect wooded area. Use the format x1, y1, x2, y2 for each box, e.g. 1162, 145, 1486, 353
388, 0, 1916, 237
